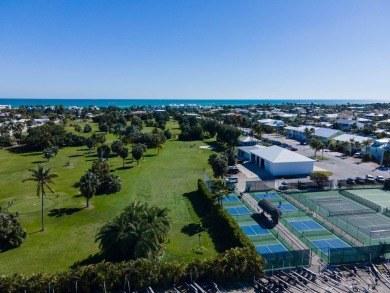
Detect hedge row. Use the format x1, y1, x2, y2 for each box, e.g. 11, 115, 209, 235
0, 247, 264, 292
197, 179, 255, 250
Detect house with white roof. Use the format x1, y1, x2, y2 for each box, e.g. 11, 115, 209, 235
238, 136, 260, 146
285, 126, 342, 143
237, 145, 314, 176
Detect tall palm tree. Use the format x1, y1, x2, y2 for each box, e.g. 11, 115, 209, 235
79, 170, 100, 208
349, 138, 355, 156
22, 164, 58, 231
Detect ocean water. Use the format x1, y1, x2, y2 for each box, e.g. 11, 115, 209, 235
0, 98, 384, 108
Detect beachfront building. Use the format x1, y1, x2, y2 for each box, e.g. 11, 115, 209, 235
237, 145, 314, 176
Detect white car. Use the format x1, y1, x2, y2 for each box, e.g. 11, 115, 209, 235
365, 174, 375, 183
376, 176, 385, 183
225, 177, 239, 184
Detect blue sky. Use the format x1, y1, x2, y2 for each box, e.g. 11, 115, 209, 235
0, 0, 389, 100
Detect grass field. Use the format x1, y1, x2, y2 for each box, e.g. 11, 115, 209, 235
0, 120, 217, 275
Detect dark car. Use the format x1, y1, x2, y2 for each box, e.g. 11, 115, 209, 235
346, 178, 356, 185
300, 141, 307, 145
289, 147, 298, 151
227, 166, 239, 174
355, 177, 365, 184
376, 176, 385, 183
274, 141, 282, 146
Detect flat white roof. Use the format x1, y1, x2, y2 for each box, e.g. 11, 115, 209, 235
332, 134, 371, 143
250, 146, 314, 163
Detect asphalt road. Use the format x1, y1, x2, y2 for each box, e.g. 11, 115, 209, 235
262, 134, 390, 181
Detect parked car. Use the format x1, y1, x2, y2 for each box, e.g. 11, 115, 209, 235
353, 153, 363, 158
376, 175, 385, 183
346, 178, 356, 185
289, 147, 298, 151
225, 177, 239, 184
279, 181, 289, 190
227, 166, 239, 174
355, 177, 365, 184
365, 174, 375, 183
300, 141, 307, 145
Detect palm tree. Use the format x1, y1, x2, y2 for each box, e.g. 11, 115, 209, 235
362, 139, 373, 155
349, 138, 355, 156
95, 201, 171, 261
79, 170, 100, 208
22, 164, 58, 231
309, 138, 323, 158
211, 179, 230, 205
304, 127, 314, 142
253, 123, 263, 140
341, 141, 349, 156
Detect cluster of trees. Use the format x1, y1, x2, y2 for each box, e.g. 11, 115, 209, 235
79, 160, 122, 207
208, 148, 236, 178
0, 208, 27, 251
24, 122, 86, 150
0, 121, 24, 146
0, 247, 264, 292
177, 117, 241, 146
96, 201, 171, 261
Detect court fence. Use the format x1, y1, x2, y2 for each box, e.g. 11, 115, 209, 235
262, 249, 311, 271
339, 189, 382, 212
281, 192, 390, 246
245, 180, 275, 192
279, 216, 390, 264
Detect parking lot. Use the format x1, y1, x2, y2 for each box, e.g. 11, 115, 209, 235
261, 133, 390, 181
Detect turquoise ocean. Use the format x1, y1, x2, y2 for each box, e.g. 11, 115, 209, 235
0, 98, 385, 108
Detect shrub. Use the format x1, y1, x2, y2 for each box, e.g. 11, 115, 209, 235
384, 178, 390, 190
197, 179, 254, 250
0, 247, 263, 292
0, 209, 27, 250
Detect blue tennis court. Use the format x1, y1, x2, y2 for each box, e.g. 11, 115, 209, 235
225, 206, 252, 216
222, 195, 240, 203
240, 224, 270, 236
256, 243, 291, 258
289, 220, 324, 232
255, 192, 281, 200
274, 203, 298, 212
311, 238, 351, 254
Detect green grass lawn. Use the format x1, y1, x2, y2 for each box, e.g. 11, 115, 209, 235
0, 121, 217, 275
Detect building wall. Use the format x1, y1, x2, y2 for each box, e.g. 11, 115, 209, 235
268, 162, 314, 176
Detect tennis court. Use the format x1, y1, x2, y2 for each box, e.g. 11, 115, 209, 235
311, 196, 372, 216
345, 188, 390, 209
256, 243, 292, 259
310, 238, 351, 254
222, 195, 240, 203
274, 202, 298, 212
289, 220, 324, 232
311, 196, 390, 240
240, 224, 270, 236
225, 206, 252, 216
255, 192, 281, 201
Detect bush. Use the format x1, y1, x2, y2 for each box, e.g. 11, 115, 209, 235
0, 209, 27, 250
0, 247, 263, 292
197, 179, 254, 250
362, 153, 374, 162
83, 124, 92, 133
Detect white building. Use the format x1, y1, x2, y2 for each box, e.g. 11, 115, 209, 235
238, 145, 314, 176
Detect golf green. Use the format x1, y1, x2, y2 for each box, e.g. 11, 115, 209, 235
8, 198, 55, 214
